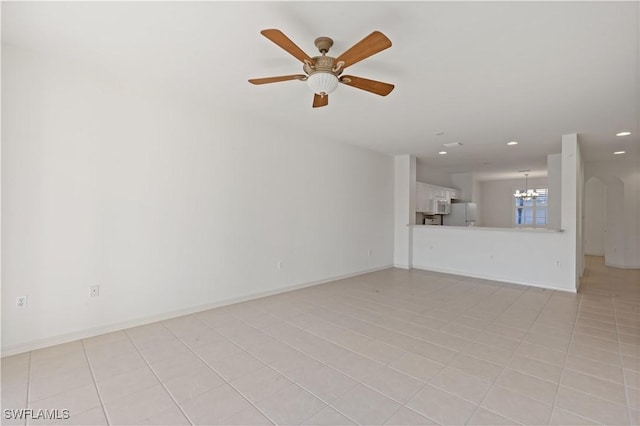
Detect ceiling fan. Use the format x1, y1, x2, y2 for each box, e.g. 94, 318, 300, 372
249, 29, 395, 108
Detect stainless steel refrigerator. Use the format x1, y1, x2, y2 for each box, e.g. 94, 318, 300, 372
443, 203, 477, 226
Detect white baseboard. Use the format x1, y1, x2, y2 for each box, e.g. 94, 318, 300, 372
605, 262, 640, 269
393, 263, 411, 269
411, 264, 577, 293
1, 264, 393, 357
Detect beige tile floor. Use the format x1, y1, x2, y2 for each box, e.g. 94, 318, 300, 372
1, 256, 638, 425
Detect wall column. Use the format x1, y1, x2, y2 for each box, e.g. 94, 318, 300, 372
561, 133, 584, 289
394, 155, 416, 269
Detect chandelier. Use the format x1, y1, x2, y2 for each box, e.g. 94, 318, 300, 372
514, 172, 539, 201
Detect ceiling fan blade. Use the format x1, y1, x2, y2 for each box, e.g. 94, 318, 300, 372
248, 74, 306, 85
340, 75, 395, 96
260, 29, 314, 64
313, 93, 328, 108
335, 31, 392, 68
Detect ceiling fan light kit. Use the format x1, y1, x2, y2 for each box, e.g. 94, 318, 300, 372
306, 72, 339, 96
249, 29, 394, 108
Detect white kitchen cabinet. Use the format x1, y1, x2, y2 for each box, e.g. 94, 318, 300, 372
416, 182, 432, 212
416, 182, 462, 212
430, 186, 449, 199
444, 189, 452, 200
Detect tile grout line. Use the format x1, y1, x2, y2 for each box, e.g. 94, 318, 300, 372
261, 282, 544, 425
18, 282, 504, 426
280, 286, 493, 369
122, 329, 196, 426
463, 286, 560, 425
318, 279, 447, 425
465, 287, 560, 415
234, 311, 404, 424
501, 361, 629, 407
320, 277, 490, 328
189, 312, 376, 426
545, 290, 627, 425
9, 262, 636, 426
249, 304, 432, 382
24, 351, 32, 426
565, 295, 637, 424
613, 298, 634, 425
156, 320, 283, 426
203, 305, 426, 424
260, 303, 470, 425
190, 310, 378, 425
478, 306, 632, 406
252, 281, 553, 425
304, 281, 561, 366
80, 339, 111, 426
214, 319, 384, 425
547, 288, 583, 424
308, 278, 504, 337
304, 274, 485, 322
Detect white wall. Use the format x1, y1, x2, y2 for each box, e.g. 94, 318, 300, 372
472, 177, 482, 227
480, 177, 548, 228
584, 178, 606, 256
547, 153, 562, 230
604, 179, 626, 267
451, 172, 474, 202
415, 161, 452, 188
1, 45, 395, 354
585, 158, 640, 268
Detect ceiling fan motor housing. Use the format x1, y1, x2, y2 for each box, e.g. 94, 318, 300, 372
303, 55, 343, 75
314, 37, 333, 54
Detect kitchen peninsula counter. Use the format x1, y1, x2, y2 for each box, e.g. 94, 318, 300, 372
410, 224, 575, 292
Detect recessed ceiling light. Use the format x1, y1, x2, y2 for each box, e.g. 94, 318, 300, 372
443, 142, 463, 148
438, 151, 447, 155
613, 151, 626, 155
616, 132, 631, 136
507, 141, 518, 146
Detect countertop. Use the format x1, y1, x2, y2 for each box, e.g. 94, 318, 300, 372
410, 225, 564, 233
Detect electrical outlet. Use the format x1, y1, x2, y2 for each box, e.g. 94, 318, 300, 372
16, 296, 27, 309
556, 261, 561, 267
367, 249, 373, 257
277, 261, 284, 270
90, 285, 100, 297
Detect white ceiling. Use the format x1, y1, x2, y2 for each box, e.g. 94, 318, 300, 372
3, 1, 638, 180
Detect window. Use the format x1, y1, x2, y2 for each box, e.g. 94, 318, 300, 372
514, 188, 548, 227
